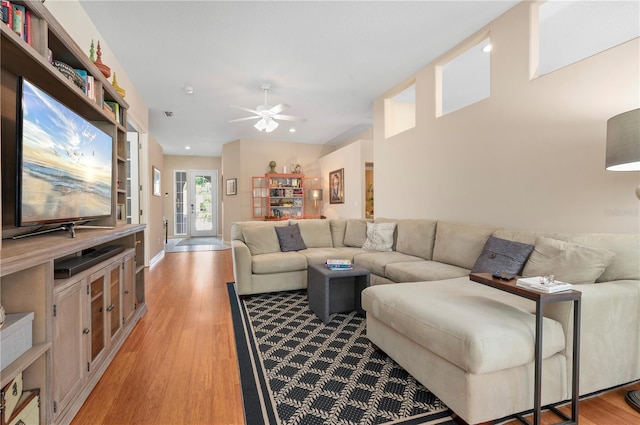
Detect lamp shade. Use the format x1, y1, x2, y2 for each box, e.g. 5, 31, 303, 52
606, 108, 640, 171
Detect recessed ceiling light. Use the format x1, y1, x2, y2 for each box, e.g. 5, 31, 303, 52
482, 44, 492, 53
185, 146, 191, 150
289, 128, 296, 133
184, 86, 194, 94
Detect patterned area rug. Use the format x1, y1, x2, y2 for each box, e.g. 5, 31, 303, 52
228, 283, 455, 425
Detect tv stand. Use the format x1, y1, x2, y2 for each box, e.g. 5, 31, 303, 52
12, 223, 77, 240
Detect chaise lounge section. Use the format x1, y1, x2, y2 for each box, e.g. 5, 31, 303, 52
230, 217, 640, 423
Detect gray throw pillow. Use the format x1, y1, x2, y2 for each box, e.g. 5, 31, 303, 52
471, 236, 534, 275
275, 223, 307, 252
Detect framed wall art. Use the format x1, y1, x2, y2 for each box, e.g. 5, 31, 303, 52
329, 168, 344, 204
226, 178, 237, 196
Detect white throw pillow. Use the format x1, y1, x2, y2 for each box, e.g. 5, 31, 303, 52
362, 222, 396, 252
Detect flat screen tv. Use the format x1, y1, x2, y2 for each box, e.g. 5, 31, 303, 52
16, 77, 113, 227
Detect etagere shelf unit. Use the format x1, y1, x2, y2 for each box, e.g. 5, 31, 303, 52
252, 174, 322, 220
1, 2, 146, 424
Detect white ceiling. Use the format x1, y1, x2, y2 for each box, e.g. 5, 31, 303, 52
78, 0, 519, 157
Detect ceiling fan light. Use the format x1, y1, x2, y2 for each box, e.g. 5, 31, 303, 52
265, 118, 279, 133
254, 118, 267, 131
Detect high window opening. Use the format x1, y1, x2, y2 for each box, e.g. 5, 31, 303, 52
384, 83, 416, 138
537, 1, 639, 76
439, 37, 491, 116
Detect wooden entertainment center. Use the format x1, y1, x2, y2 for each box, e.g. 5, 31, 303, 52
1, 2, 146, 424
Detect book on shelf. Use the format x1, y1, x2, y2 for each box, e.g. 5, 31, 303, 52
1, 1, 12, 28
516, 277, 573, 293
12, 3, 24, 40
74, 69, 88, 95
104, 101, 121, 124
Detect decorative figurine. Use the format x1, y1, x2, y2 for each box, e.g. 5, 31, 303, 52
269, 160, 277, 174
94, 41, 111, 78
112, 72, 125, 98
89, 39, 95, 62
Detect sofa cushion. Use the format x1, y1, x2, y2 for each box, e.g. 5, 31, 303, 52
344, 219, 370, 247
275, 223, 307, 252
395, 219, 437, 260
251, 252, 308, 274
471, 236, 534, 275
385, 261, 469, 282
301, 248, 352, 266
296, 219, 333, 248
362, 222, 396, 251
522, 237, 616, 284
354, 251, 423, 277
567, 233, 640, 282
433, 221, 500, 269
362, 278, 566, 374
242, 225, 281, 255
330, 219, 348, 247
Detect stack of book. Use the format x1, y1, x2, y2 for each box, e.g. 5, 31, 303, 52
326, 259, 352, 271
1, 1, 32, 45
516, 277, 572, 293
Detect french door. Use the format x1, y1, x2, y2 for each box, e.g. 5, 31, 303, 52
187, 170, 218, 237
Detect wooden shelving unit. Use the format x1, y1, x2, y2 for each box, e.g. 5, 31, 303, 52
0, 2, 146, 424
252, 174, 323, 220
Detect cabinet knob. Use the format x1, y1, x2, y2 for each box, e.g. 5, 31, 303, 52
107, 304, 115, 312
124, 290, 130, 294
83, 328, 90, 334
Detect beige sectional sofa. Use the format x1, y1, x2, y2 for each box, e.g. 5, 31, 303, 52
230, 218, 640, 424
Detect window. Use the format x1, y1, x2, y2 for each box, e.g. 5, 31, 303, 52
439, 37, 491, 116
174, 171, 187, 235
538, 1, 639, 76
384, 83, 416, 138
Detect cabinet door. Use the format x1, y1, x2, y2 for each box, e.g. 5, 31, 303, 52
53, 281, 86, 420
88, 270, 107, 370
121, 252, 135, 325
107, 262, 122, 342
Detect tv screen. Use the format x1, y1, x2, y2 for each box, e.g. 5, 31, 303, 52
16, 77, 113, 226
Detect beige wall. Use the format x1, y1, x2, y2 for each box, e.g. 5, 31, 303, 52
373, 2, 639, 234
221, 139, 335, 241
319, 140, 374, 219
147, 135, 165, 261
162, 155, 222, 238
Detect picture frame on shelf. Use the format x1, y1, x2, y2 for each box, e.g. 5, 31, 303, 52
226, 178, 237, 196
152, 166, 161, 196
329, 168, 344, 204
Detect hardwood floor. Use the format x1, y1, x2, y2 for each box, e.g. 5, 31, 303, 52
72, 249, 640, 425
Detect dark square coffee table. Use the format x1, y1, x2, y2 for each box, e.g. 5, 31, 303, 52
307, 264, 370, 324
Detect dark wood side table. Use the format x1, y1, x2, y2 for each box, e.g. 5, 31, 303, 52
469, 273, 582, 425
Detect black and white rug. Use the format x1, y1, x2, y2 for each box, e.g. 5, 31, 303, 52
228, 283, 455, 425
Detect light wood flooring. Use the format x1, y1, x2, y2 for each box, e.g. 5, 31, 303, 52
72, 249, 640, 425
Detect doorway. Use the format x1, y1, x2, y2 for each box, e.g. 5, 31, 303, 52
188, 170, 218, 237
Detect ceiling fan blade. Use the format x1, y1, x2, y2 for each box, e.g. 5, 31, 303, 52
273, 114, 306, 122
269, 103, 290, 115
230, 105, 260, 115
229, 116, 261, 123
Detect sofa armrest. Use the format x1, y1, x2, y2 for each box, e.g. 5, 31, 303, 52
232, 240, 253, 295
544, 280, 640, 395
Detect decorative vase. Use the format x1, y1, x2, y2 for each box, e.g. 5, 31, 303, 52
94, 41, 111, 79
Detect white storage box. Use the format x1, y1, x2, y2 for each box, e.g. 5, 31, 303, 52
0, 313, 34, 370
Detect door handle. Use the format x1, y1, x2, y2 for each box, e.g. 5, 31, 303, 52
83, 328, 90, 334
191, 204, 194, 213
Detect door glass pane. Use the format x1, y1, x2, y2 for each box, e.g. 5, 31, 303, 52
194, 175, 213, 232
175, 171, 187, 235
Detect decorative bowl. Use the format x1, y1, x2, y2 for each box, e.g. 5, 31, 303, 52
52, 60, 85, 91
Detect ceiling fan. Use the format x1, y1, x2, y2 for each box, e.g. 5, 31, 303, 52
229, 83, 305, 133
